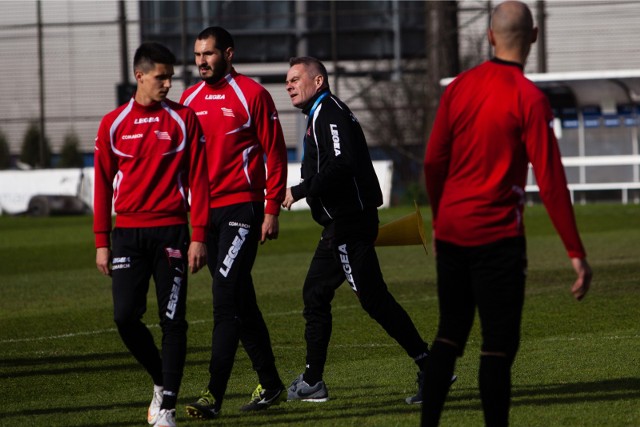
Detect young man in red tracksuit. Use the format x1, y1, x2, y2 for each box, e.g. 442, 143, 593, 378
180, 27, 288, 418
422, 2, 592, 426
93, 42, 209, 427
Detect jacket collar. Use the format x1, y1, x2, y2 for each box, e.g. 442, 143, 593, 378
302, 89, 331, 115
205, 67, 237, 89
491, 57, 524, 71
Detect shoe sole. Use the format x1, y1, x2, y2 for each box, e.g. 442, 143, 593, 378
404, 374, 458, 405
240, 389, 286, 411
300, 396, 329, 402
185, 405, 218, 419
287, 395, 329, 402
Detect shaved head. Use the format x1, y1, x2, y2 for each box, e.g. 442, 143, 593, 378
489, 1, 537, 64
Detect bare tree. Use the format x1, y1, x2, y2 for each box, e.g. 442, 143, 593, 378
344, 1, 461, 204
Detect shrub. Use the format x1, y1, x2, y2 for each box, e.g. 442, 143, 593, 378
58, 131, 84, 168
20, 121, 51, 168
0, 129, 11, 169
401, 181, 428, 206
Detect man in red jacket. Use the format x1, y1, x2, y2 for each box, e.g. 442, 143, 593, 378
93, 42, 209, 427
181, 27, 288, 418
422, 2, 592, 426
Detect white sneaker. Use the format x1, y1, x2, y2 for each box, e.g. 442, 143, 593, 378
147, 387, 163, 424
154, 408, 176, 427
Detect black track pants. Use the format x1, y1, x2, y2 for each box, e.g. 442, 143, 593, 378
205, 202, 281, 404
302, 210, 429, 379
111, 225, 190, 398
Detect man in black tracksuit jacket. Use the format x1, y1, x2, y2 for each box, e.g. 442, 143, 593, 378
283, 56, 432, 403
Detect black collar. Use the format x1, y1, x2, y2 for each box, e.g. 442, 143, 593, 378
302, 89, 331, 115
491, 57, 524, 71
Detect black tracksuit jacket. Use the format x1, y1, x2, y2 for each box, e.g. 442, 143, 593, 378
290, 89, 383, 226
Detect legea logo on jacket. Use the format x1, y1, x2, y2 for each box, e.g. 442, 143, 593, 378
134, 117, 160, 124
205, 94, 225, 100
330, 124, 341, 156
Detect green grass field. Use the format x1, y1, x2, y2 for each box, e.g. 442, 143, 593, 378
1, 204, 639, 426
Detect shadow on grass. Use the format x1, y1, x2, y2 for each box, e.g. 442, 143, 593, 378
512, 378, 640, 406
4, 378, 638, 425
2, 351, 132, 367
6, 348, 637, 425
0, 351, 138, 379
2, 392, 244, 424
2, 381, 415, 425
1, 346, 217, 379
445, 377, 640, 409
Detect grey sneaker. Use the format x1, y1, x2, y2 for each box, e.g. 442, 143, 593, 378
185, 389, 220, 419
405, 371, 457, 404
240, 384, 286, 411
287, 373, 329, 402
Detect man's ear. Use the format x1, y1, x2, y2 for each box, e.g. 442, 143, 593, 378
134, 69, 143, 83
531, 27, 539, 44
315, 74, 324, 89
487, 28, 496, 47
225, 47, 234, 62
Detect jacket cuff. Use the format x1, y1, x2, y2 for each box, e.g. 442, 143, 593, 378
567, 249, 586, 259
95, 233, 110, 249
291, 184, 306, 201
265, 199, 281, 216
191, 226, 207, 243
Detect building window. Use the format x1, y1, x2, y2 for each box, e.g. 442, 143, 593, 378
139, 0, 426, 64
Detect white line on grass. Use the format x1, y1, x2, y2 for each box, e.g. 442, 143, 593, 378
25, 298, 621, 347
0, 309, 300, 344
1, 328, 119, 344
4, 326, 638, 346
0, 318, 209, 344
540, 334, 640, 342
0, 303, 379, 344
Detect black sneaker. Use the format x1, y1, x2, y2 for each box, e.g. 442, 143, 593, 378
240, 384, 286, 411
405, 371, 458, 404
185, 389, 220, 419
287, 373, 330, 402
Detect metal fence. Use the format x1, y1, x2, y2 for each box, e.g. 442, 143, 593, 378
1, 0, 640, 202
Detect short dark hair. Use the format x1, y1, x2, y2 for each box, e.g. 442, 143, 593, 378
289, 56, 329, 86
133, 42, 176, 73
197, 26, 235, 52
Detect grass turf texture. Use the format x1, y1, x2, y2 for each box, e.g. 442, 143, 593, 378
1, 204, 638, 426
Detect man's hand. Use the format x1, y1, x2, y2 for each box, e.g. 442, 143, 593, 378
261, 214, 279, 244
188, 241, 207, 274
96, 247, 111, 276
570, 257, 592, 301
282, 187, 296, 210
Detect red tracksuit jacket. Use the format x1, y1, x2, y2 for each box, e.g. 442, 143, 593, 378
424, 59, 585, 258
180, 69, 287, 215
93, 97, 209, 248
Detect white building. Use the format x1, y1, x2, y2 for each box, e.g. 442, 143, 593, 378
1, 0, 639, 167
